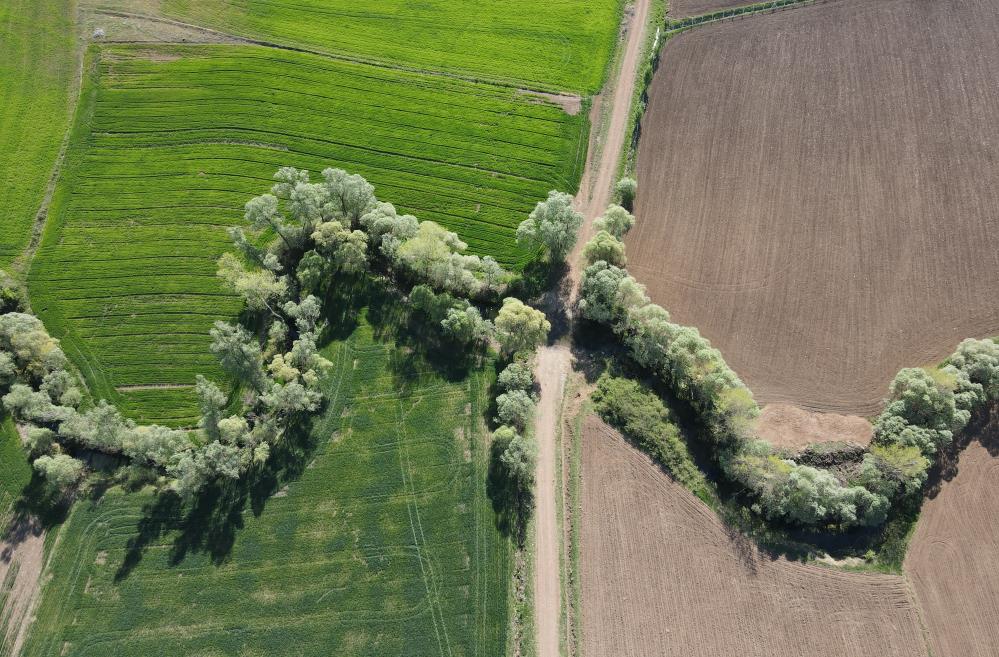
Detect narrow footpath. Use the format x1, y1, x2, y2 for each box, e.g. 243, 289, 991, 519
532, 1, 652, 655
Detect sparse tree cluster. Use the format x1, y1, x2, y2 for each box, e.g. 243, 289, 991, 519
493, 358, 540, 509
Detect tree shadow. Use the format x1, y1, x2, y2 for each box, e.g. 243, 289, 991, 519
486, 438, 532, 547
925, 401, 999, 500
114, 414, 320, 582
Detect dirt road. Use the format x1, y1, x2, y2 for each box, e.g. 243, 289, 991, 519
532, 1, 651, 656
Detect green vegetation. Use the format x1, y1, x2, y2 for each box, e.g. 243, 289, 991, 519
0, 414, 32, 526
22, 314, 512, 657
164, 0, 622, 93
591, 374, 712, 503
29, 44, 587, 426
0, 0, 75, 268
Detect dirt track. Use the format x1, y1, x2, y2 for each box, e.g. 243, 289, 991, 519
628, 0, 999, 415
1, 518, 45, 655
532, 0, 652, 654
906, 406, 999, 656
581, 415, 930, 657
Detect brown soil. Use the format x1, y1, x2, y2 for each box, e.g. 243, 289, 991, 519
754, 403, 872, 450
581, 415, 930, 657
628, 0, 999, 415
905, 407, 999, 656
668, 0, 759, 18
1, 517, 45, 656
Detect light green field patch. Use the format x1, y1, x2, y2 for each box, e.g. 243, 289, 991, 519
22, 312, 510, 657
164, 0, 622, 93
0, 0, 76, 269
29, 44, 588, 426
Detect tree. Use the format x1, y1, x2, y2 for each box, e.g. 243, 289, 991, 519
0, 312, 67, 383
217, 253, 288, 318
615, 177, 637, 211
578, 261, 646, 325
3, 384, 72, 425
593, 204, 635, 239
516, 190, 583, 262
499, 429, 538, 495
497, 361, 534, 393
311, 220, 368, 272
209, 321, 267, 393
873, 367, 968, 457
949, 338, 999, 400
495, 298, 550, 355
34, 454, 84, 490
196, 375, 227, 441
23, 426, 55, 457
59, 400, 131, 453
124, 425, 189, 467
495, 389, 534, 430
582, 230, 626, 266
441, 306, 494, 346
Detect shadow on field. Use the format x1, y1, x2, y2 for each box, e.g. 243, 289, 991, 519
114, 416, 319, 581
925, 401, 999, 500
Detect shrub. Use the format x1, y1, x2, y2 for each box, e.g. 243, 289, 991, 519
34, 453, 84, 490
495, 389, 535, 430
614, 177, 637, 211
593, 204, 635, 239
497, 361, 535, 394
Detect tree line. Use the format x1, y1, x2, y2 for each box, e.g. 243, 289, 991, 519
577, 178, 999, 530
3, 167, 569, 502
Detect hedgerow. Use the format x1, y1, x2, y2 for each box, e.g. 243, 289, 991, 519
29, 44, 588, 426
579, 207, 999, 531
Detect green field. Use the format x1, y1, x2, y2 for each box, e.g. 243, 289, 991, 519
21, 311, 511, 656
28, 44, 588, 426
0, 0, 75, 268
165, 0, 622, 93
0, 415, 32, 528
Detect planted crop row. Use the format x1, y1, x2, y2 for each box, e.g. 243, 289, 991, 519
164, 0, 622, 93
0, 0, 75, 268
22, 317, 511, 657
29, 44, 588, 426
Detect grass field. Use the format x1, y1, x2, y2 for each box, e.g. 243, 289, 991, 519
21, 310, 511, 657
0, 0, 75, 269
163, 0, 622, 93
28, 44, 588, 426
0, 415, 31, 528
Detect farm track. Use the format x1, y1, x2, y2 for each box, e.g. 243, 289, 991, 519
581, 416, 931, 657
533, 0, 651, 655
628, 0, 999, 415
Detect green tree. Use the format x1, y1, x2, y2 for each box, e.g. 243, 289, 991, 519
593, 204, 635, 239
516, 190, 583, 262
582, 230, 626, 266
495, 389, 534, 430
495, 298, 550, 355
209, 321, 267, 393
615, 177, 637, 211
33, 453, 84, 490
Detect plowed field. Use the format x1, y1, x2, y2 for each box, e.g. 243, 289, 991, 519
906, 406, 999, 657
581, 415, 929, 657
667, 0, 754, 18
629, 0, 999, 414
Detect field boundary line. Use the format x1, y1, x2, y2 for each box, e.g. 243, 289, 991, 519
90, 9, 588, 99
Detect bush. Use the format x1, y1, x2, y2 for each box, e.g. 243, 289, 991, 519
497, 361, 535, 394
592, 374, 708, 497
614, 177, 637, 211
495, 389, 534, 430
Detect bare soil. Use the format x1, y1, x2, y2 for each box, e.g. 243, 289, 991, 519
754, 403, 872, 450
905, 406, 999, 656
581, 415, 930, 657
628, 0, 999, 415
1, 517, 45, 656
668, 0, 759, 18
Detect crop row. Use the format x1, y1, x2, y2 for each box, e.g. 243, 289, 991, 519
163, 0, 622, 93
21, 318, 509, 657
29, 44, 588, 426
